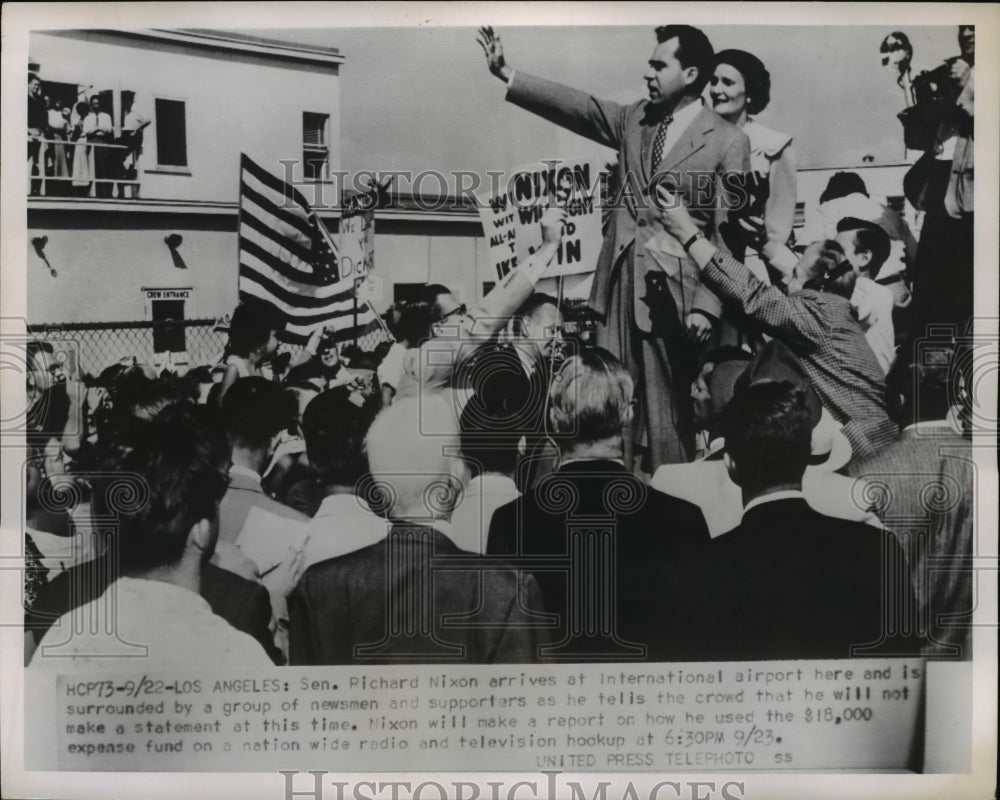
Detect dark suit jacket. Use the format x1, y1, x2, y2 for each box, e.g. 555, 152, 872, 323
844, 427, 973, 658
26, 555, 282, 665
694, 498, 920, 661
507, 72, 750, 332
487, 460, 711, 661
288, 524, 551, 665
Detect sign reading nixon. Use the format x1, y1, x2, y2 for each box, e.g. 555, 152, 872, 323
478, 156, 602, 282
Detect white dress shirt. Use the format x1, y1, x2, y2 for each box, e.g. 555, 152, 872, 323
742, 489, 806, 514
851, 276, 896, 375
30, 577, 272, 670
302, 493, 389, 569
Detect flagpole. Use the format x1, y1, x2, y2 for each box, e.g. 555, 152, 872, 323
552, 273, 565, 377
365, 300, 392, 336
313, 202, 350, 347
234, 153, 244, 320
353, 284, 359, 347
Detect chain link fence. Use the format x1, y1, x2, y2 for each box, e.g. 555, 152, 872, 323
26, 319, 393, 379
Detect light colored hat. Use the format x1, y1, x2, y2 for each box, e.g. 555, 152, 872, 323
704, 341, 854, 472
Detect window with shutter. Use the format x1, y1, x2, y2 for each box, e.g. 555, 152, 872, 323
303, 112, 329, 180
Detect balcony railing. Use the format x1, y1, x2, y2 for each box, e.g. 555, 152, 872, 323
28, 136, 142, 199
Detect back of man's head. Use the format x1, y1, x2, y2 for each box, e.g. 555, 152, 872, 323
460, 362, 531, 478
721, 381, 813, 496
549, 347, 633, 449
515, 293, 559, 326
366, 394, 462, 518
98, 373, 197, 449
654, 25, 715, 95
118, 375, 197, 423
226, 299, 283, 358
303, 387, 379, 488
837, 217, 892, 279
92, 404, 230, 575
221, 376, 296, 452
395, 299, 435, 348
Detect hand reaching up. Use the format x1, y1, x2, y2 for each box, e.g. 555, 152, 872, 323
477, 26, 512, 82
540, 206, 568, 244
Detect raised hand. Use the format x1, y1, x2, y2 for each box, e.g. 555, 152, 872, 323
540, 206, 568, 244
477, 26, 512, 81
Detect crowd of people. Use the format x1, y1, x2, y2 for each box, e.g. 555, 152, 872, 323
24, 24, 976, 668
28, 74, 149, 198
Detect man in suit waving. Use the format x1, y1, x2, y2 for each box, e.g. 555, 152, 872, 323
478, 25, 750, 470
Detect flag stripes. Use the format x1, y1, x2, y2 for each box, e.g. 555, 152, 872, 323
237, 153, 377, 345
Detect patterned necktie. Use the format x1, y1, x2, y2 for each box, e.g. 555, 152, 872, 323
651, 115, 672, 173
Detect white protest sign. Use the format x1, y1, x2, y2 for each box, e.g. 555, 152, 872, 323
478, 156, 602, 282
339, 209, 375, 281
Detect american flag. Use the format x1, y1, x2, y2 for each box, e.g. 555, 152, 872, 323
237, 154, 378, 345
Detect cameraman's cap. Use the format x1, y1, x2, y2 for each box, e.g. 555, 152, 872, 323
707, 340, 852, 470
820, 171, 868, 204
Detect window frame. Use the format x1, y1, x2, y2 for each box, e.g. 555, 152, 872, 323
302, 111, 330, 182
149, 95, 190, 174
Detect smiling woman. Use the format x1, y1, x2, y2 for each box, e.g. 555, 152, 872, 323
711, 49, 798, 282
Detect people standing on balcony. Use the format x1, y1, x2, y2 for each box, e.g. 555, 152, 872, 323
83, 95, 114, 198
28, 73, 47, 195
119, 95, 150, 198
45, 98, 70, 194
70, 101, 92, 194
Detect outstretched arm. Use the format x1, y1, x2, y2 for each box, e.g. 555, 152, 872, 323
471, 207, 566, 340
478, 26, 627, 151
658, 186, 823, 350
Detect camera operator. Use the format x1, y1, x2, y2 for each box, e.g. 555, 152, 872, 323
902, 25, 974, 340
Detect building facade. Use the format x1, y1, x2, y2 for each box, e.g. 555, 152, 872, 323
27, 29, 489, 372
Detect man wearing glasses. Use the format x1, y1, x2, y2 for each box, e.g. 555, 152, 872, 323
395, 207, 566, 398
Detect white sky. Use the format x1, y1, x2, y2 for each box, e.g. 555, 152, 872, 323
265, 25, 963, 189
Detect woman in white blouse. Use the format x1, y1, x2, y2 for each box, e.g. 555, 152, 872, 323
710, 49, 798, 282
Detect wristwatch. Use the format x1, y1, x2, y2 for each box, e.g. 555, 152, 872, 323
682, 231, 706, 251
